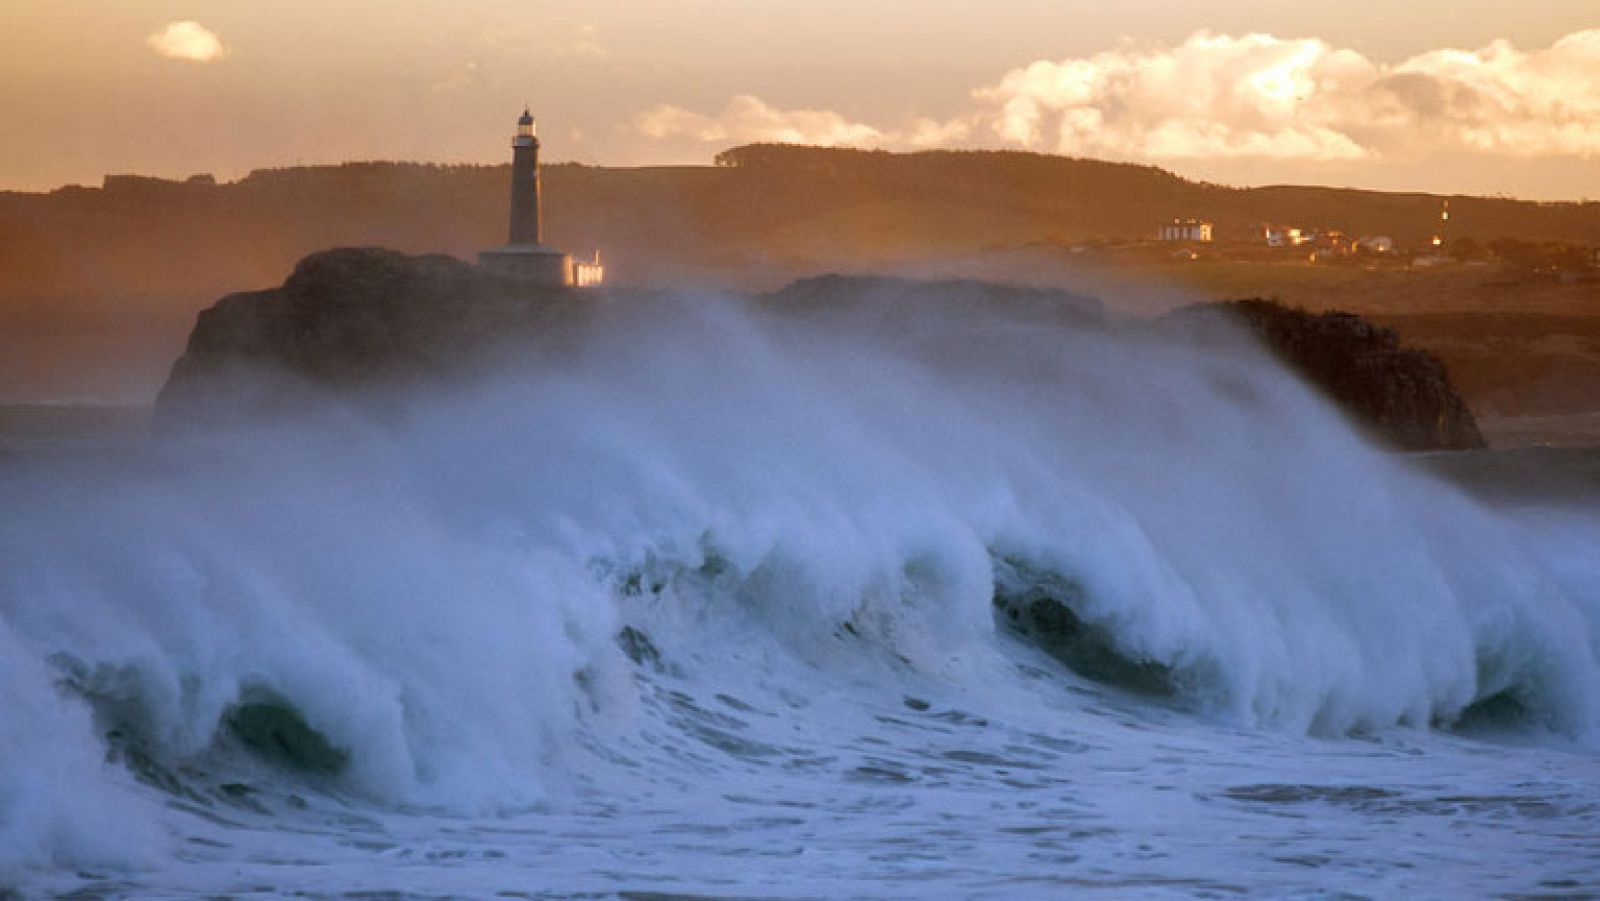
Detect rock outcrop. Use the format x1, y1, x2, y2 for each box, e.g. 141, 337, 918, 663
1167, 298, 1485, 451
156, 249, 1485, 451
154, 247, 589, 426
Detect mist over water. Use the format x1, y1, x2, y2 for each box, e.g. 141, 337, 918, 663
2, 285, 1598, 895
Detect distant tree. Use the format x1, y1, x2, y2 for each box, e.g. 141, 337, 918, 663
714, 145, 819, 169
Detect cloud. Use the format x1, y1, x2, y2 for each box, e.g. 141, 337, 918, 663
633, 95, 974, 152
974, 33, 1373, 161
1374, 30, 1600, 157
546, 23, 609, 62
147, 21, 228, 63
901, 116, 973, 148
570, 23, 608, 60
634, 95, 885, 147
974, 30, 1600, 161
430, 61, 480, 96
633, 30, 1600, 166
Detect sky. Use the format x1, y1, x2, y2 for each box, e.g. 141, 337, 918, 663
2, 1, 1598, 199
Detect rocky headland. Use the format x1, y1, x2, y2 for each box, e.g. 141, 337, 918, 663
154, 247, 590, 427
1165, 299, 1485, 451
155, 247, 1484, 450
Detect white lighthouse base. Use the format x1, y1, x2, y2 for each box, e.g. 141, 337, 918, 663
478, 244, 573, 286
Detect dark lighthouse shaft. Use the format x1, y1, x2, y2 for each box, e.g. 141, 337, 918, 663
508, 107, 541, 245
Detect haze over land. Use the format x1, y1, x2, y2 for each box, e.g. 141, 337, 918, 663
6, 0, 1597, 429
3, 146, 1598, 442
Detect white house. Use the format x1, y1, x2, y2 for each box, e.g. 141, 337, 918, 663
1158, 219, 1214, 242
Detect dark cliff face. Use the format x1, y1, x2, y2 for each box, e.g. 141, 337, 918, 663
154, 247, 589, 427
1165, 299, 1485, 451
155, 248, 1484, 451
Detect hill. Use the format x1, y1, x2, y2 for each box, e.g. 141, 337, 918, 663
2, 145, 1598, 411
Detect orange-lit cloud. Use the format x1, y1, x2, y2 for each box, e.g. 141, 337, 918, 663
146, 20, 228, 63
1376, 30, 1600, 157
979, 29, 1600, 161
977, 33, 1373, 161
635, 95, 884, 146
634, 96, 972, 150
637, 30, 1600, 165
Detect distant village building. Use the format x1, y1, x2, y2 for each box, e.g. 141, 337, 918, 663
1263, 225, 1309, 247
571, 251, 604, 287
1309, 230, 1358, 259
1158, 219, 1213, 242
479, 109, 604, 287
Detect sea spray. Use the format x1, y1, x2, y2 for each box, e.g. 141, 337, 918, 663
0, 618, 165, 877
2, 283, 1597, 882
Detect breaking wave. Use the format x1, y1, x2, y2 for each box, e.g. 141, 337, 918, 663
2, 286, 1597, 878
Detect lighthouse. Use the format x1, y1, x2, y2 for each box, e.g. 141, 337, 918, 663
479, 108, 604, 286
508, 108, 542, 245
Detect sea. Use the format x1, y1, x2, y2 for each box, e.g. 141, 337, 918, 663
1, 291, 1597, 898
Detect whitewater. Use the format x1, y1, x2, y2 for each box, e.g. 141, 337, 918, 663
2, 286, 1597, 898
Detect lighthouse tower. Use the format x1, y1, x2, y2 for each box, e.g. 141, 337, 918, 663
479, 108, 602, 286
508, 108, 542, 244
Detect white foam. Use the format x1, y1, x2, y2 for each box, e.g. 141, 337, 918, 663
1, 285, 1597, 882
